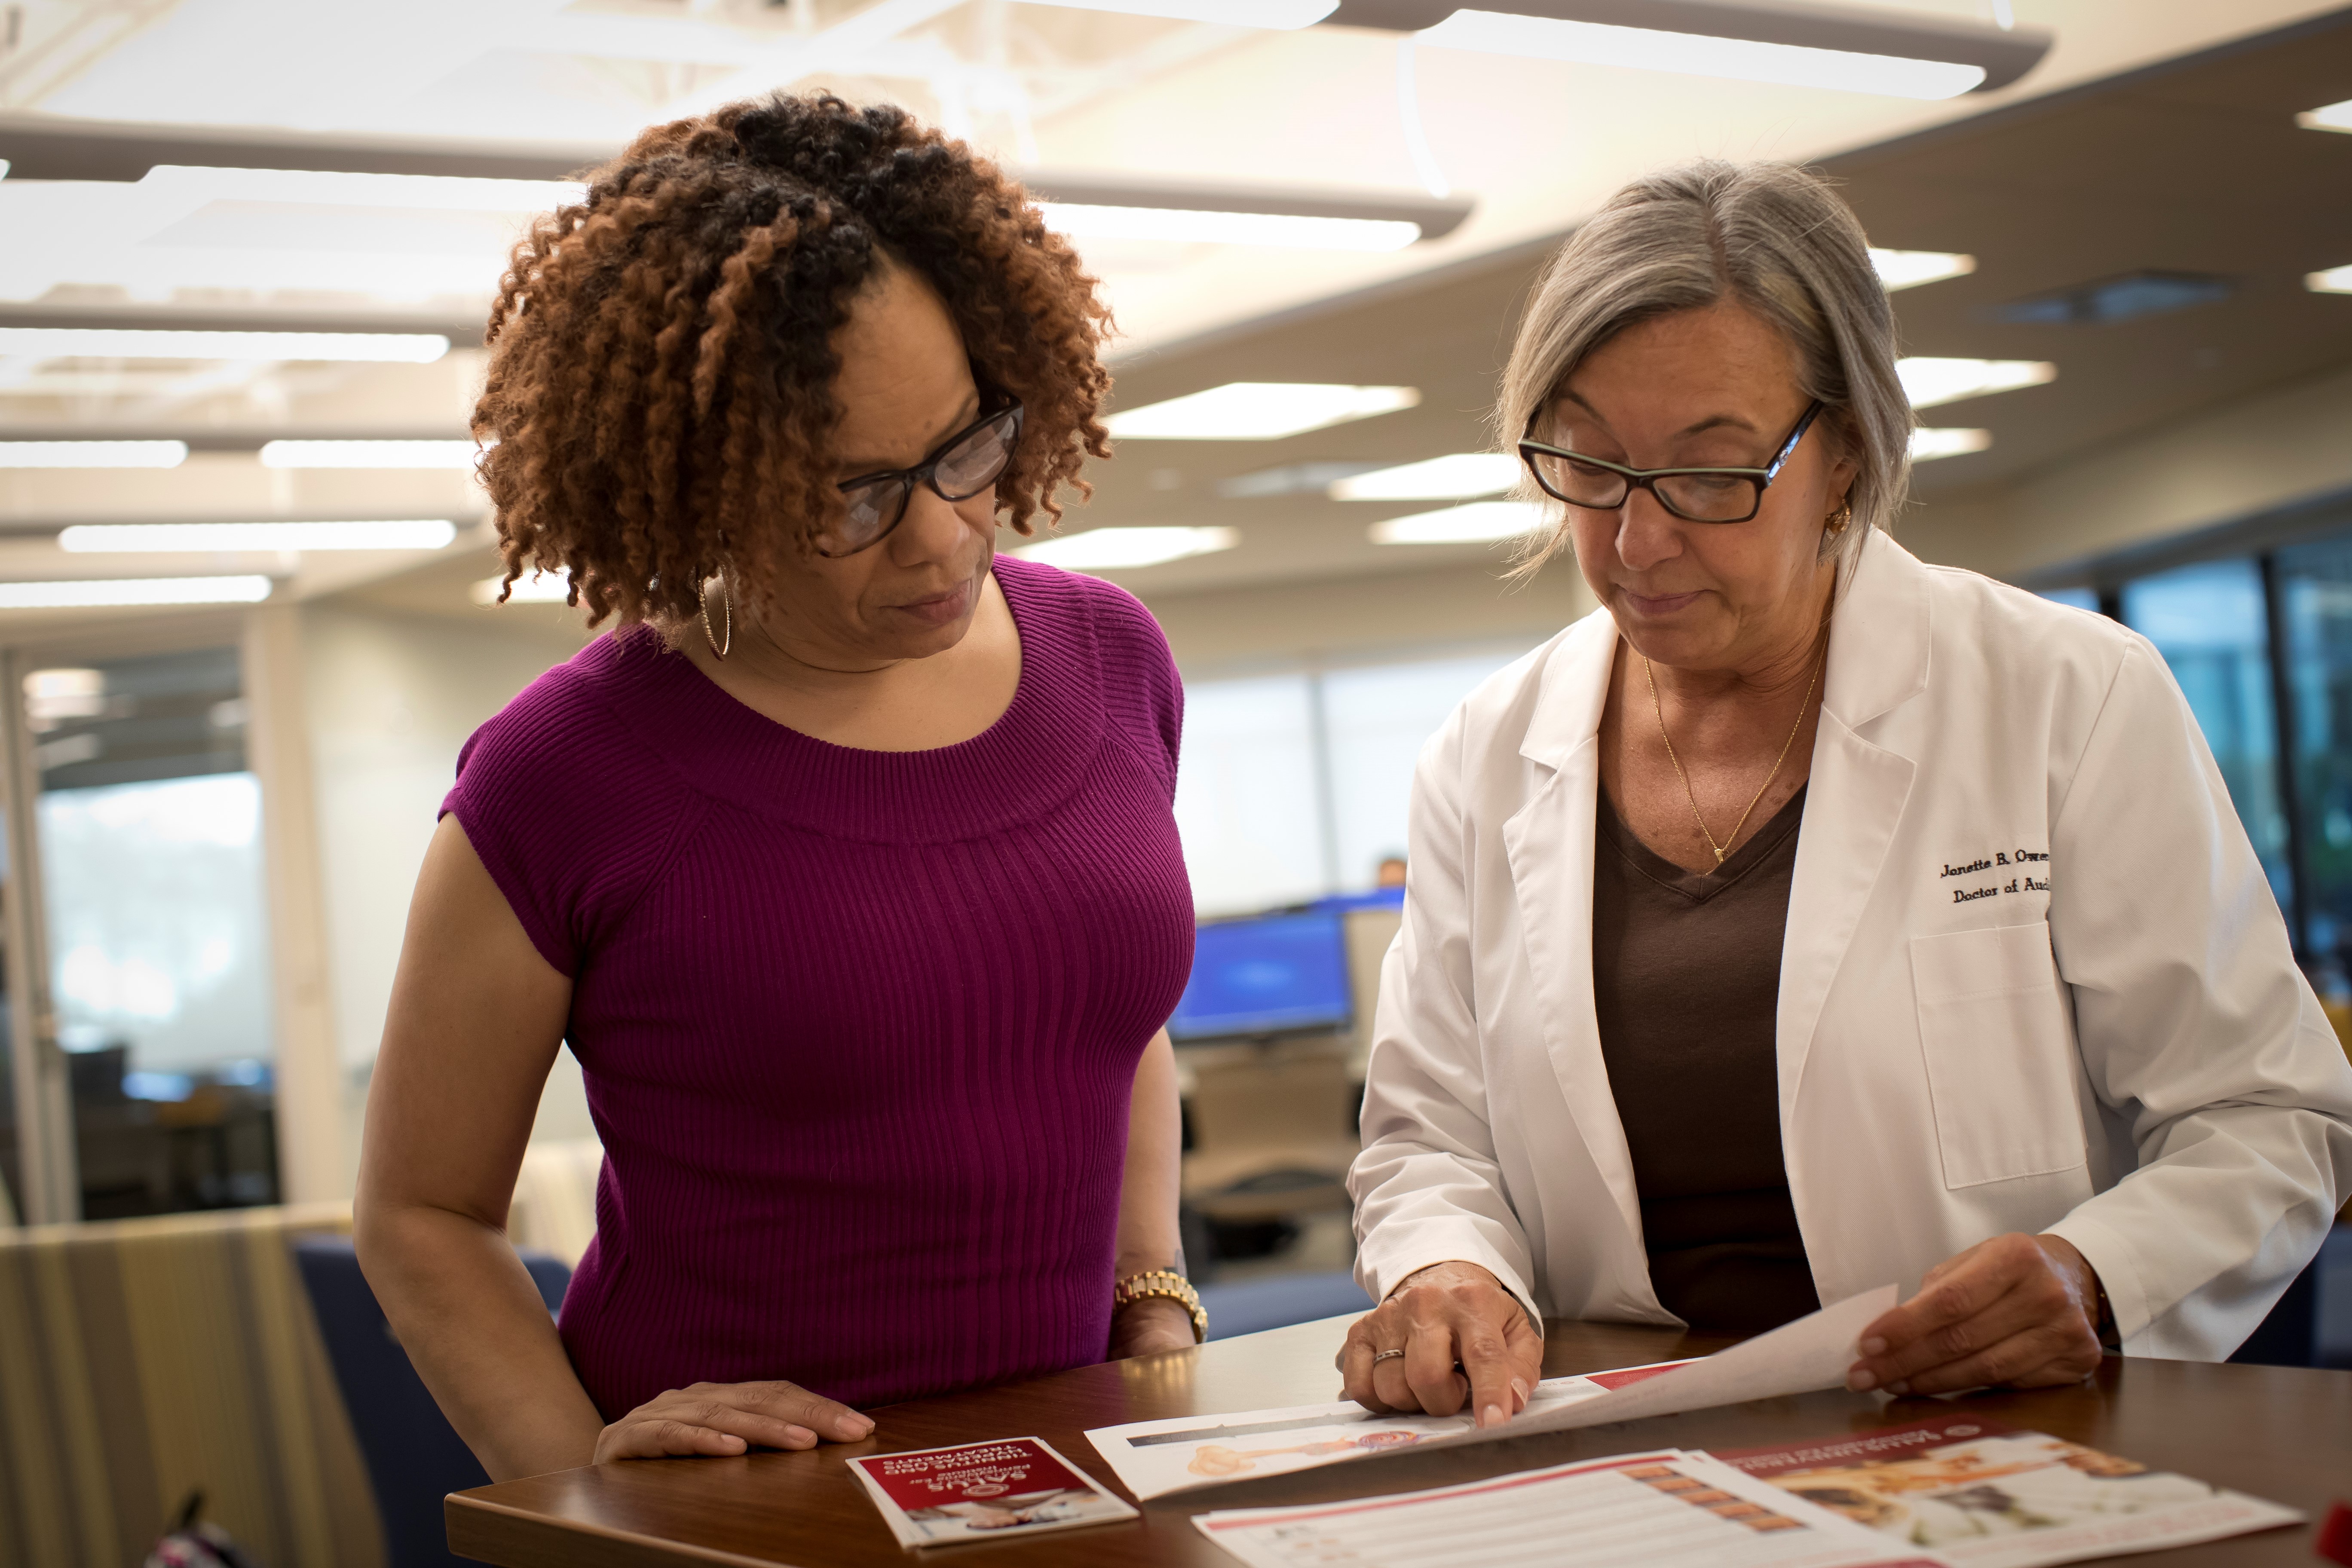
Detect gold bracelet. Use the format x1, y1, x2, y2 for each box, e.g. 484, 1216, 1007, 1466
1113, 1269, 1207, 1343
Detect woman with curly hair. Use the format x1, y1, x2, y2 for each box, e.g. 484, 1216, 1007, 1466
353, 93, 1202, 1482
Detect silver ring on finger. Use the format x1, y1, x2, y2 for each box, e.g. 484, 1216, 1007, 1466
1372, 1348, 1406, 1364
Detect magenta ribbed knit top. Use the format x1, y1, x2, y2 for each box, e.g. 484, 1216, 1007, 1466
441, 557, 1194, 1420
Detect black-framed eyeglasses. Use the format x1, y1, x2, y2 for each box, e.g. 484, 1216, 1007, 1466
1518, 400, 1823, 525
824, 399, 1026, 557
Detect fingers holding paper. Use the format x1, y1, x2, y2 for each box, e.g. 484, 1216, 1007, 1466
1339, 1261, 1543, 1427
1847, 1232, 2105, 1398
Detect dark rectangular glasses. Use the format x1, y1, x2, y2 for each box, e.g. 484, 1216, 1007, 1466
1518, 400, 1824, 525
824, 400, 1025, 557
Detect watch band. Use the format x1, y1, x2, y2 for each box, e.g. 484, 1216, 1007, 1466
1113, 1268, 1207, 1343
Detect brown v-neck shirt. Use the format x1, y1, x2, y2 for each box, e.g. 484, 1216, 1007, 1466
1592, 782, 1820, 1334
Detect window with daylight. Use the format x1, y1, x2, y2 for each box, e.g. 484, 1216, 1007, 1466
1176, 646, 1534, 918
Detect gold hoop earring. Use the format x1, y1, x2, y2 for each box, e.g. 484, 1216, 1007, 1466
699, 570, 732, 659
1825, 501, 1854, 537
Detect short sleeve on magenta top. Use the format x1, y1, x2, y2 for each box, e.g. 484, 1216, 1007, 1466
441, 555, 1194, 1418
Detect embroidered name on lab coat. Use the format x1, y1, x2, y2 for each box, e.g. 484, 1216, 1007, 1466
1940, 847, 2052, 903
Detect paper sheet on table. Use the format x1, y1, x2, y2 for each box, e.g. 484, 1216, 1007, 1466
1085, 1368, 1666, 1501
1192, 1446, 1952, 1568
1430, 1284, 1899, 1449
1085, 1284, 1895, 1501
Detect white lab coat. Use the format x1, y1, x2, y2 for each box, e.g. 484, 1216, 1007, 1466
1350, 530, 2352, 1359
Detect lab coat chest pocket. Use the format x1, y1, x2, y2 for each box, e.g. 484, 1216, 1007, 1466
1908, 922, 2086, 1189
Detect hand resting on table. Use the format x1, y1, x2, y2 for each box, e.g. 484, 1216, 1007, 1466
594, 1379, 876, 1463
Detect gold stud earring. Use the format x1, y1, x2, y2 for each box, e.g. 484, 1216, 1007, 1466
1825, 501, 1854, 536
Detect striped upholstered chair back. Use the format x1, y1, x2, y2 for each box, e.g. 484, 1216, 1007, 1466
0, 1202, 385, 1568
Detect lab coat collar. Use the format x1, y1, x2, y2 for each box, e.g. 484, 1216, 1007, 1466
1516, 528, 1933, 773
1822, 529, 1933, 732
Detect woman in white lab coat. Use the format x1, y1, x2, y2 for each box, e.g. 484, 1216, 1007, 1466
1339, 159, 2352, 1430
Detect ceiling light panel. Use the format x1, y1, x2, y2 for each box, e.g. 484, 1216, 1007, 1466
1013, 526, 1239, 572
1050, 0, 1338, 24
1870, 249, 1975, 291
143, 165, 584, 212
0, 328, 450, 363
1896, 357, 2055, 409
1416, 12, 1985, 99
58, 520, 458, 553
260, 440, 481, 469
1039, 203, 1422, 252
1370, 500, 1551, 545
2297, 99, 2352, 133
0, 576, 273, 609
1909, 428, 1992, 461
475, 570, 574, 605
2307, 266, 2352, 295
1106, 383, 1421, 440
1330, 453, 1520, 501
0, 440, 188, 468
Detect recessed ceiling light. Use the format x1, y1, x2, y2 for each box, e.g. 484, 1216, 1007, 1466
1219, 462, 1384, 500
260, 440, 481, 469
0, 440, 188, 468
1054, 0, 1336, 24
1909, 428, 1993, 461
2307, 266, 2352, 296
1870, 249, 1976, 291
1417, 12, 1986, 99
1039, 203, 1422, 252
1106, 384, 1421, 441
1896, 357, 2055, 409
1331, 453, 1521, 501
1013, 526, 1238, 572
0, 328, 450, 364
144, 165, 583, 211
474, 570, 575, 605
1369, 501, 1550, 545
0, 575, 273, 609
58, 520, 458, 553
2296, 99, 2352, 133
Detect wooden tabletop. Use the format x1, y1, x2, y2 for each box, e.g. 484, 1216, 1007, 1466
447, 1315, 2352, 1568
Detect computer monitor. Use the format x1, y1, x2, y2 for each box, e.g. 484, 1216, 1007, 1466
1169, 910, 1352, 1042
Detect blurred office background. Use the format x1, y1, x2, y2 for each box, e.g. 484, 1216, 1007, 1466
3, 2, 2352, 1557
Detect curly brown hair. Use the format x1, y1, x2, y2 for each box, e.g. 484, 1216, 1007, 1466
472, 92, 1114, 625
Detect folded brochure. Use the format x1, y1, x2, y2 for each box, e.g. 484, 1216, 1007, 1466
1191, 1425, 2301, 1568
1715, 1414, 2303, 1568
1088, 1283, 1897, 1500
849, 1436, 1138, 1549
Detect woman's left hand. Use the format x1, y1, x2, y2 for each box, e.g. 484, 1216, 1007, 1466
1847, 1232, 2105, 1397
1109, 1297, 1197, 1359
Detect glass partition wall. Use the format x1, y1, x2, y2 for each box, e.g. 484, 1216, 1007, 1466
2046, 505, 2352, 980
0, 631, 279, 1224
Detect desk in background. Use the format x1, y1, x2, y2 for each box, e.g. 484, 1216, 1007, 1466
448, 1315, 2351, 1568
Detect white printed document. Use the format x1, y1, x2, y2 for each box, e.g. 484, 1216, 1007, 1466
1087, 1284, 1895, 1501
1716, 1414, 2304, 1567
1191, 1448, 1951, 1568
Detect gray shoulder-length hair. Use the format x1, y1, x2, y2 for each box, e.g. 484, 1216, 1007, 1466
1498, 158, 1911, 574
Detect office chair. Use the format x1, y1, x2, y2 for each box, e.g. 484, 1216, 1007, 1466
292, 1237, 570, 1568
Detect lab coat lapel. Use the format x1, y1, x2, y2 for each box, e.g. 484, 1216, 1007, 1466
1503, 612, 1648, 1251
1777, 533, 1930, 1106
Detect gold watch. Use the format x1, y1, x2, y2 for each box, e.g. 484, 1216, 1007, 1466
1113, 1269, 1207, 1343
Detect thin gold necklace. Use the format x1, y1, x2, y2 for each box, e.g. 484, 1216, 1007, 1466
1643, 634, 1825, 867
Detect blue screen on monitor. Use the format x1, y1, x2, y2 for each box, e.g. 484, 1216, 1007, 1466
1169, 911, 1351, 1041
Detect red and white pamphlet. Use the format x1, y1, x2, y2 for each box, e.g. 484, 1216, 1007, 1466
849, 1436, 1139, 1550
1715, 1415, 2303, 1568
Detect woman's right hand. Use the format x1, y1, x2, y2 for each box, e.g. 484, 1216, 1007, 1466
1338, 1261, 1544, 1428
594, 1380, 876, 1463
